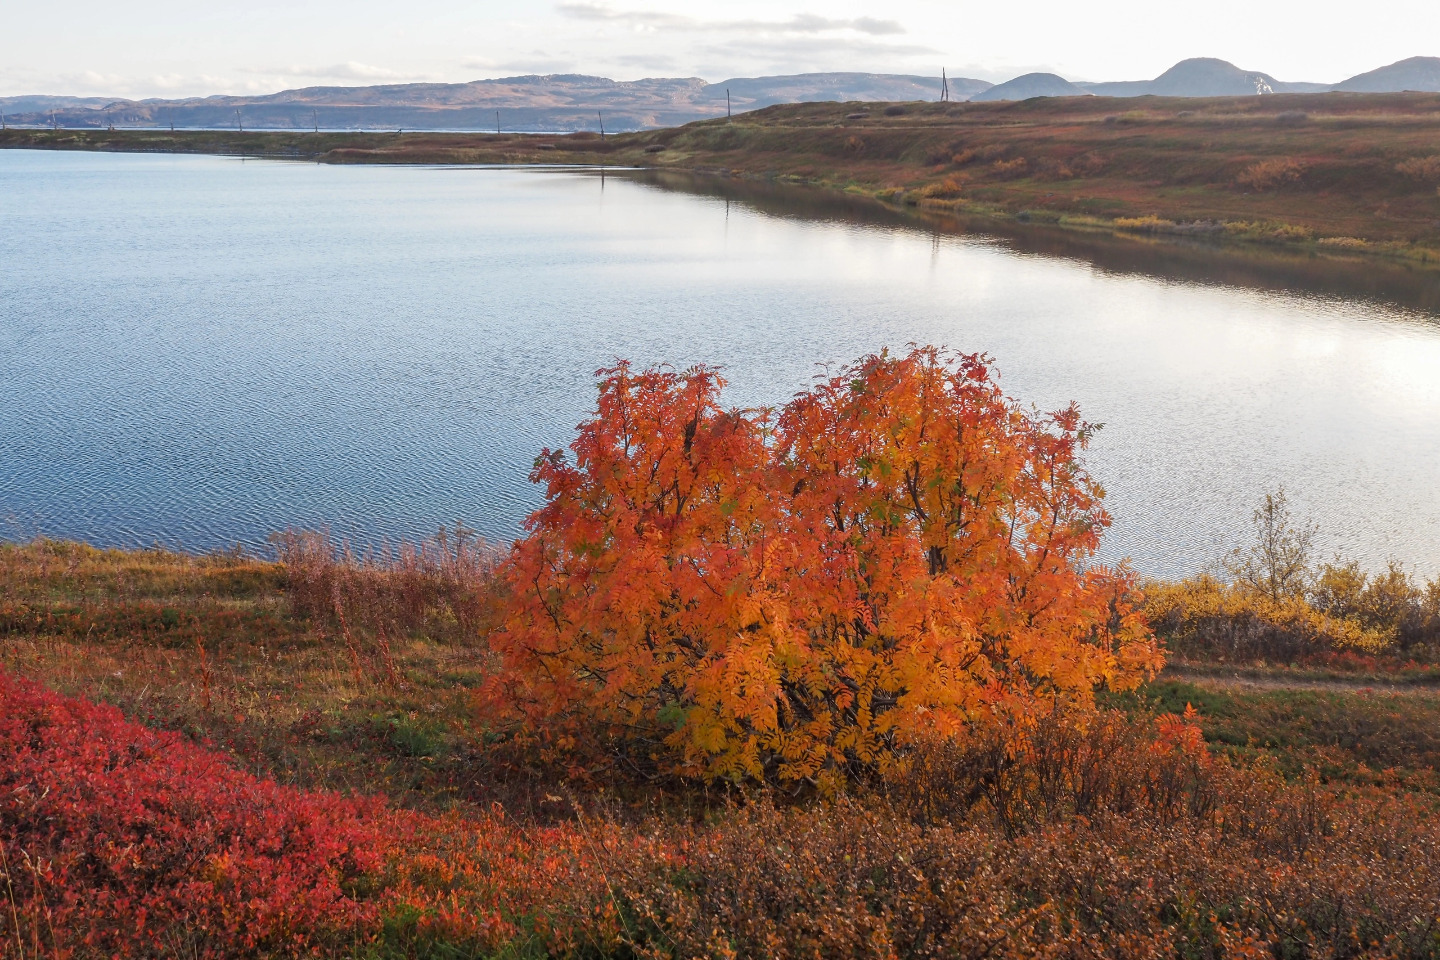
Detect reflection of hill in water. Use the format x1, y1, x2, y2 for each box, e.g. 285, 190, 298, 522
614, 170, 1440, 318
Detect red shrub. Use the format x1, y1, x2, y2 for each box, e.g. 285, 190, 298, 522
0, 668, 632, 958
0, 669, 391, 956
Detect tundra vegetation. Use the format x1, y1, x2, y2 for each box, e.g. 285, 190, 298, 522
3, 347, 1440, 959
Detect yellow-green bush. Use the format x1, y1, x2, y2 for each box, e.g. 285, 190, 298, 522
1146, 566, 1440, 664
1144, 574, 1376, 662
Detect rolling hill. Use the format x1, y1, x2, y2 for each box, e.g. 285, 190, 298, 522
1082, 58, 1331, 97
5, 56, 1439, 131
0, 72, 988, 133
1334, 56, 1440, 92
972, 73, 1092, 101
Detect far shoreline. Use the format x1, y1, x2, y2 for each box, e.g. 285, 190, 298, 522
5, 91, 1440, 275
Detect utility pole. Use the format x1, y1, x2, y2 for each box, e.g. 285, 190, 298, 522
598, 111, 605, 138
727, 88, 731, 119
313, 108, 318, 133
51, 111, 58, 130
941, 69, 950, 102
236, 109, 243, 132
496, 110, 500, 135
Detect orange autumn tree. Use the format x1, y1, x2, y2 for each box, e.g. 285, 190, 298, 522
480, 347, 1160, 787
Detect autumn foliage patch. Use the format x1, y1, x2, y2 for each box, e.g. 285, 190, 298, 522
481, 348, 1160, 787
10, 345, 1440, 958
0, 667, 388, 956
10, 664, 1440, 960
0, 668, 620, 959
1236, 157, 1306, 191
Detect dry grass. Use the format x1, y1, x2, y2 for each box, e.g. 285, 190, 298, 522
0, 537, 519, 814
7, 537, 1440, 956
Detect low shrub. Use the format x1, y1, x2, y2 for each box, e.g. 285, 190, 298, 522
1236, 157, 1306, 190
604, 782, 1440, 960
1114, 215, 1179, 233
1225, 219, 1315, 241
1148, 490, 1440, 665
1319, 235, 1371, 249
914, 175, 966, 200
990, 156, 1028, 178
1396, 154, 1440, 182
0, 667, 387, 956
0, 667, 626, 959
7, 666, 1440, 959
881, 706, 1217, 835
1144, 573, 1377, 662
1147, 565, 1440, 665
1312, 560, 1440, 652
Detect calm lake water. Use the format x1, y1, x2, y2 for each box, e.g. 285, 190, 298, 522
2, 149, 1439, 577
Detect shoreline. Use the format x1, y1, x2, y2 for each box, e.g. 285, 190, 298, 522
6, 91, 1440, 274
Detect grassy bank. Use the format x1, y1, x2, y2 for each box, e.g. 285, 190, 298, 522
7, 91, 1440, 261
5, 536, 1436, 808
5, 536, 1440, 957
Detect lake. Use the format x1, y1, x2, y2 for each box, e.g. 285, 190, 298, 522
2, 149, 1438, 577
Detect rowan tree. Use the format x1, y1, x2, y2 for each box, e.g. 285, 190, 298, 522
479, 348, 1160, 787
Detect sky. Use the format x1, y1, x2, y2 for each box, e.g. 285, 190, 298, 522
3, 0, 1435, 99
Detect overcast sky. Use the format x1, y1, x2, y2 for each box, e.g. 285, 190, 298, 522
4, 0, 1434, 99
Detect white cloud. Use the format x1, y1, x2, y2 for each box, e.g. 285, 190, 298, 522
557, 4, 906, 37
610, 53, 682, 73
689, 34, 943, 79
5, 0, 1440, 100
242, 62, 434, 83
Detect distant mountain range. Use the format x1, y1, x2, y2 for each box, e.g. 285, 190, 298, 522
975, 57, 1432, 102
0, 73, 983, 133
2, 57, 1437, 130
1080, 58, 1332, 97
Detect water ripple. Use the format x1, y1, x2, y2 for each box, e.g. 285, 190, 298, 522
2, 151, 1438, 578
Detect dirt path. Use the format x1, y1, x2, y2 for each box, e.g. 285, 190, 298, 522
1164, 667, 1440, 697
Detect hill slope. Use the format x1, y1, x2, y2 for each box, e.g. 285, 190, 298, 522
0, 72, 990, 132
9, 57, 1440, 132
972, 73, 1092, 101
1336, 56, 1440, 92
1082, 58, 1329, 96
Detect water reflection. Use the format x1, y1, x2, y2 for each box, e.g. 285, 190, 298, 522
2, 150, 1437, 576
618, 169, 1440, 318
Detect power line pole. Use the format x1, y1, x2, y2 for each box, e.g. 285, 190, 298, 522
941, 69, 950, 102
313, 108, 318, 133
598, 111, 605, 138
496, 110, 500, 135
236, 109, 243, 132
727, 88, 731, 118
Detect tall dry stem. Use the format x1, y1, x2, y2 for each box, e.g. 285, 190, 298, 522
195, 636, 213, 712
374, 622, 404, 690
1, 842, 26, 960
332, 588, 365, 688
